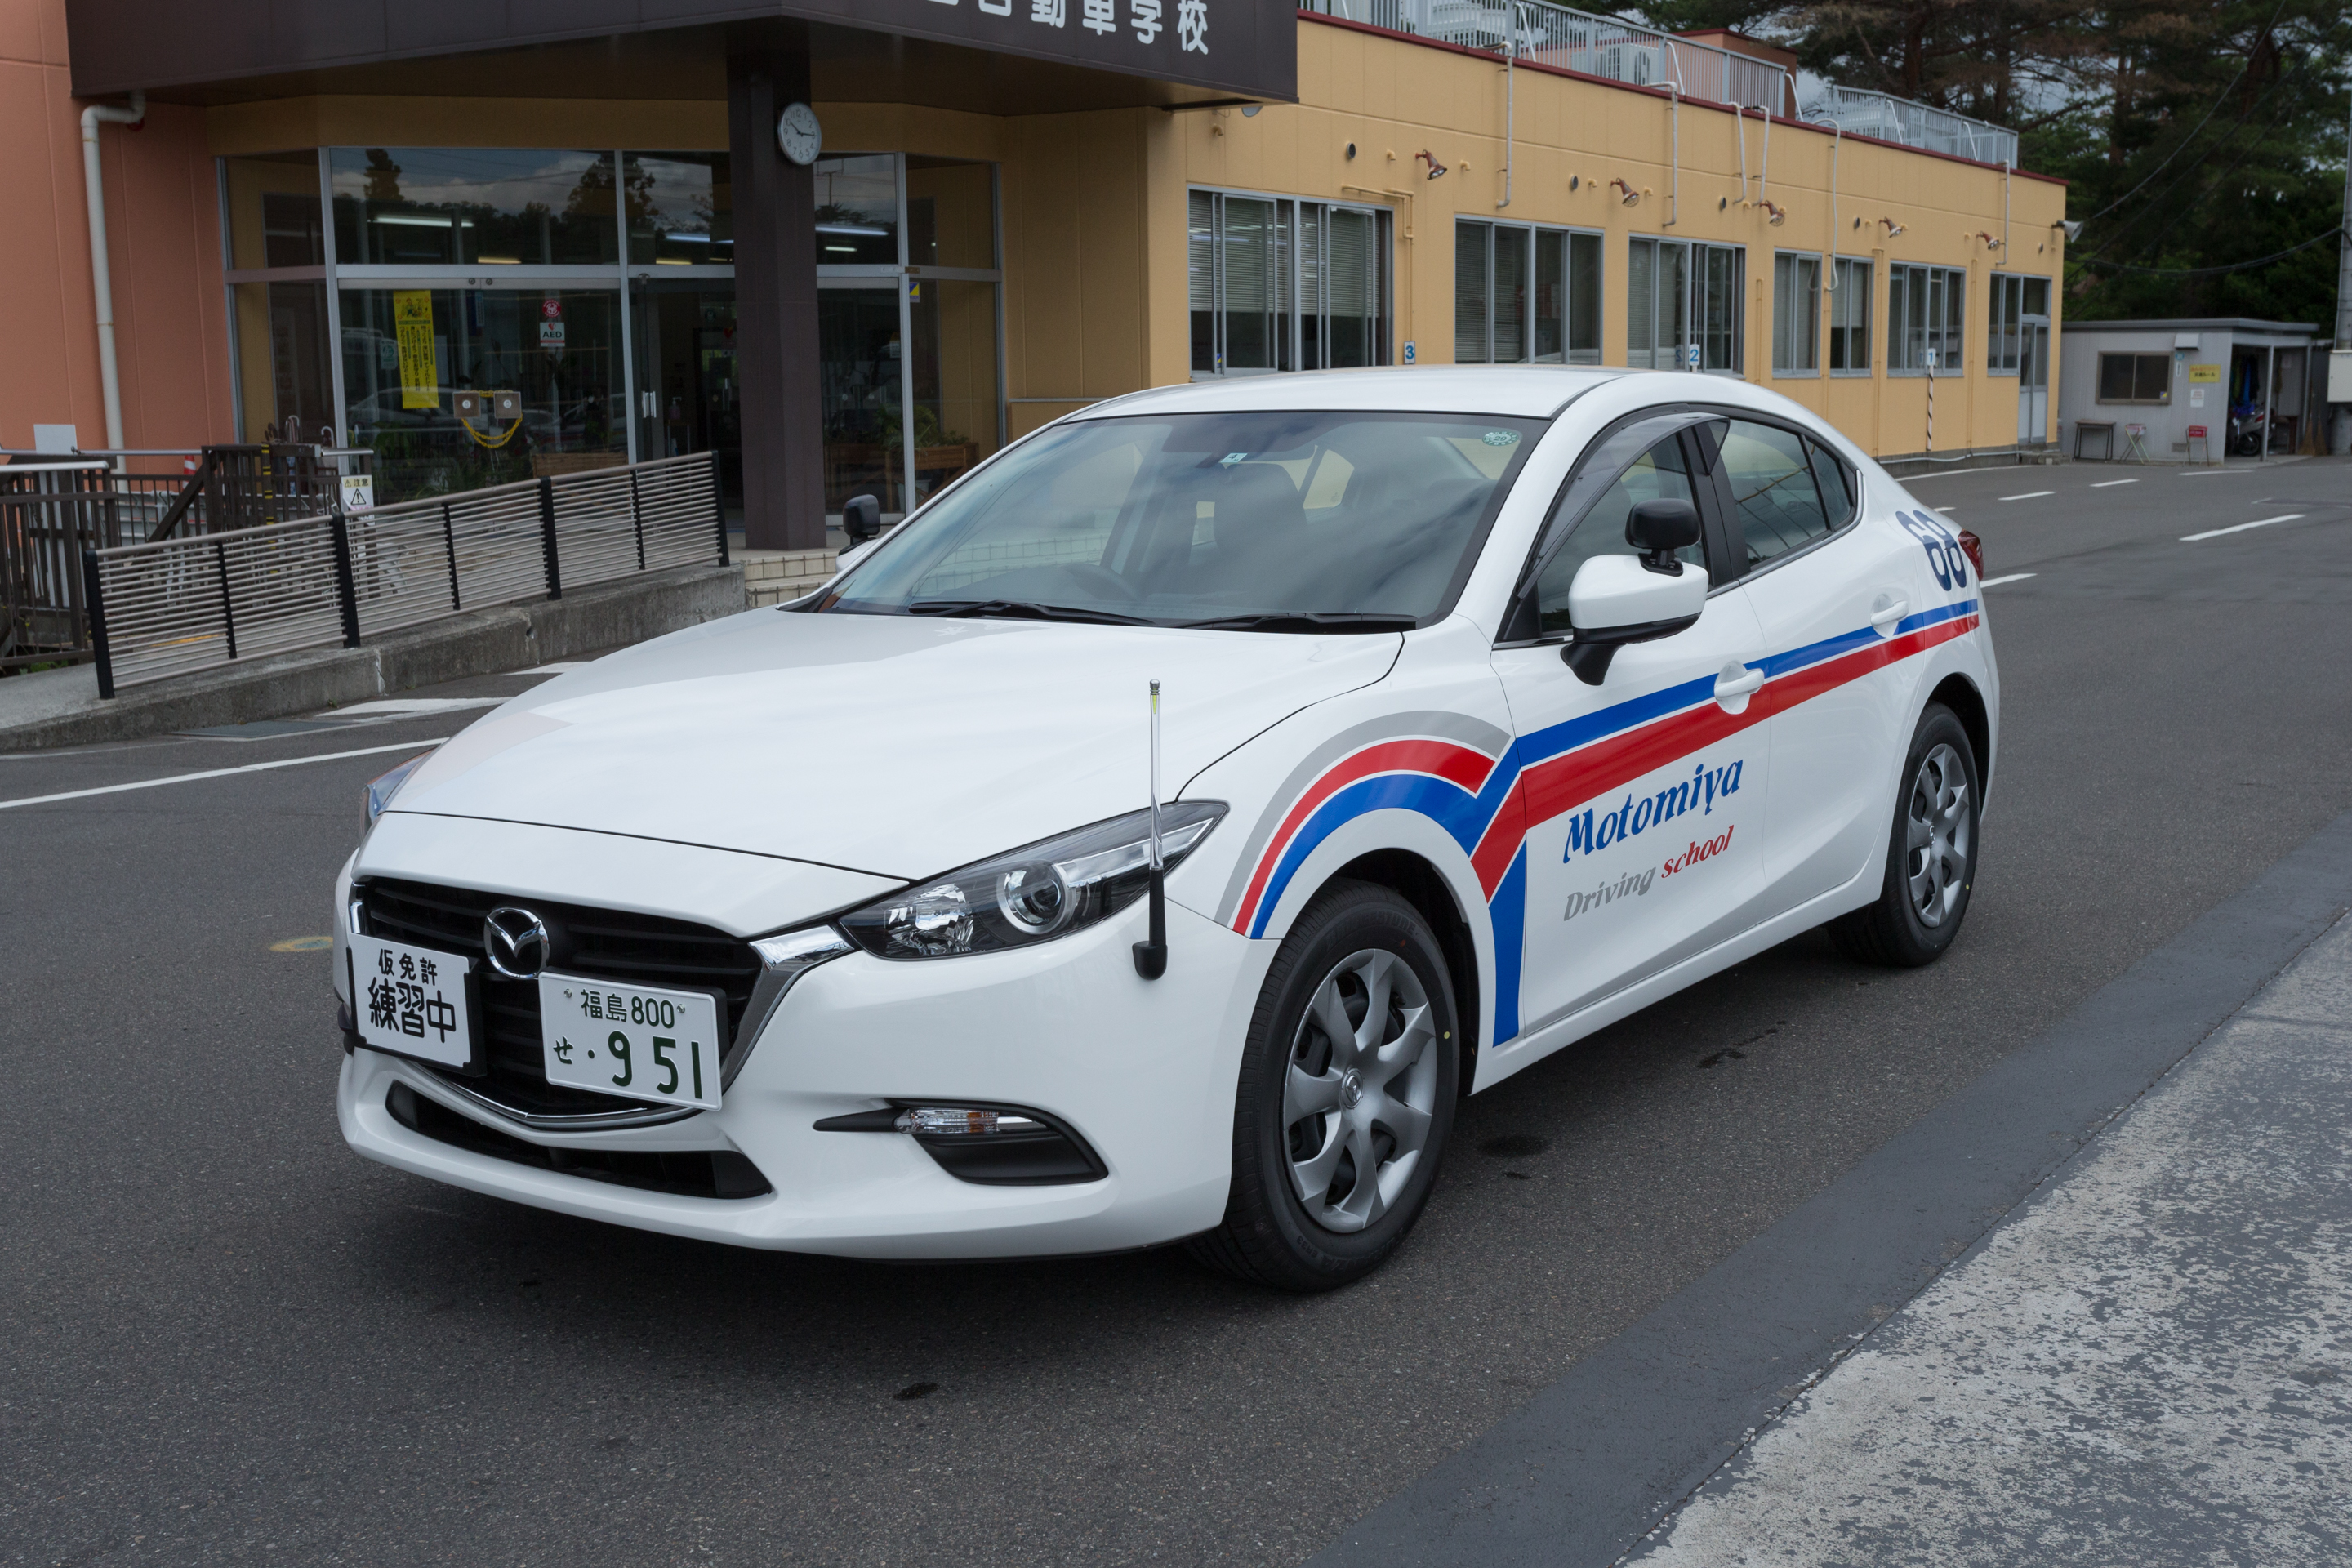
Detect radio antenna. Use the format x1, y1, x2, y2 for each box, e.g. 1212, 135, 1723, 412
1133, 679, 1169, 980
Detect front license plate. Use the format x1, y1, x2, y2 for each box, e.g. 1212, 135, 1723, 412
349, 933, 479, 1071
537, 973, 725, 1111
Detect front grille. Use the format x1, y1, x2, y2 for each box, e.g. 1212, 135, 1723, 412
357, 877, 763, 1119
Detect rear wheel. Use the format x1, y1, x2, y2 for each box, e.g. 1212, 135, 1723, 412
1187, 881, 1459, 1292
1830, 703, 1980, 967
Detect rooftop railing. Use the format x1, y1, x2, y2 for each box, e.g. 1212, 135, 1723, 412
1300, 1, 2020, 165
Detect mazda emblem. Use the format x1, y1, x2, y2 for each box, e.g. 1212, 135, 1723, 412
483, 906, 550, 979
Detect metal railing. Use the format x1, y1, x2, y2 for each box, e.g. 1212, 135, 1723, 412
1302, 0, 1791, 109
3, 462, 117, 670
1797, 82, 2017, 166
82, 449, 728, 695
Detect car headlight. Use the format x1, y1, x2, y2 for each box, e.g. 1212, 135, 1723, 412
363, 750, 437, 832
840, 802, 1227, 960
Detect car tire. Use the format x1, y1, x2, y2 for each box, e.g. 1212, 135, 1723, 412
1830, 703, 1981, 968
1187, 880, 1461, 1293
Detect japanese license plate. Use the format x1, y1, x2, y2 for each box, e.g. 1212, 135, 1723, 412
349, 933, 479, 1071
537, 973, 725, 1111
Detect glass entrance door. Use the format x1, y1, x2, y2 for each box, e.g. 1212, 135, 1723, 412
2018, 315, 2050, 447
630, 281, 742, 519
818, 283, 904, 517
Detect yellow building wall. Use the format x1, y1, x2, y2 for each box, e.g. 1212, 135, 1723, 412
199, 16, 2069, 462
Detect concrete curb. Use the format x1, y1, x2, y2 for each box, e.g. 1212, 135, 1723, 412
1, 564, 746, 751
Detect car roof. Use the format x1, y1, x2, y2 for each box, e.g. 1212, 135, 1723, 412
1075, 366, 1628, 421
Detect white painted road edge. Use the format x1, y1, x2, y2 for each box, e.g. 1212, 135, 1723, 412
0, 738, 451, 811
1977, 572, 2037, 588
2183, 513, 2305, 541
2000, 491, 2055, 501
2091, 478, 2139, 488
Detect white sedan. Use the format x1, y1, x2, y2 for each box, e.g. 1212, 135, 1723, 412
335, 368, 1994, 1290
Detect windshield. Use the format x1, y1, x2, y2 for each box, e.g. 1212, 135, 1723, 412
823, 411, 1544, 627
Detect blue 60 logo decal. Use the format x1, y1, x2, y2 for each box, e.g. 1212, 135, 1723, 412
1899, 510, 1971, 592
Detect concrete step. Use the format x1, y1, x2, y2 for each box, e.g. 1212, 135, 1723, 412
0, 563, 747, 752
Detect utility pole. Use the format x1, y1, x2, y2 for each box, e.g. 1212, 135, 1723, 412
2334, 87, 2352, 452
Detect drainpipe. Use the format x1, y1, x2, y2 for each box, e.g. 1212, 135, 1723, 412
1497, 2, 1516, 210
1663, 82, 1680, 227
81, 89, 147, 465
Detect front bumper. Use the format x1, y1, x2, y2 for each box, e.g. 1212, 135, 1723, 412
338, 895, 1270, 1258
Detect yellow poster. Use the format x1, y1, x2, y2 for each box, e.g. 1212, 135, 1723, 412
2188, 363, 2221, 383
394, 290, 439, 409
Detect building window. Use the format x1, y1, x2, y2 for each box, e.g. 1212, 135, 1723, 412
1771, 253, 1820, 375
1827, 257, 1872, 373
627, 152, 731, 265
2097, 352, 2173, 404
1454, 220, 1601, 364
1887, 264, 1965, 374
1190, 189, 1392, 376
329, 148, 621, 266
1986, 273, 2050, 375
1628, 237, 1742, 372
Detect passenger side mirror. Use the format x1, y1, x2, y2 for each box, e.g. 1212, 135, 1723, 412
842, 493, 881, 546
1626, 497, 1700, 572
1560, 554, 1707, 685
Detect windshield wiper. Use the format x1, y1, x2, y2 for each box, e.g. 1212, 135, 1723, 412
906, 599, 1156, 626
1178, 612, 1419, 634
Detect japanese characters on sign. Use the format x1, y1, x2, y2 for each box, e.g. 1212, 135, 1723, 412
940, 0, 1206, 55
366, 944, 462, 1045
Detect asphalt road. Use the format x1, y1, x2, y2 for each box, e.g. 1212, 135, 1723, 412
7, 456, 2352, 1567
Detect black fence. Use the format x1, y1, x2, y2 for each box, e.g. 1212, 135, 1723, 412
83, 450, 728, 696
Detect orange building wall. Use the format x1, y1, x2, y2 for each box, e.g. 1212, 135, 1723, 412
0, 0, 232, 454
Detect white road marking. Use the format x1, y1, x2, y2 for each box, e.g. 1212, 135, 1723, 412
2091, 479, 2139, 488
2180, 468, 2247, 476
2000, 490, 2056, 501
2181, 513, 2305, 541
328, 697, 505, 715
519, 662, 587, 675
1931, 506, 1958, 514
1977, 572, 2037, 587
0, 738, 449, 812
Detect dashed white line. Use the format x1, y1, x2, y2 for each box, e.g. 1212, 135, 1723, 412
1977, 572, 2037, 587
0, 738, 449, 812
2181, 513, 2305, 541
328, 697, 505, 715
2091, 479, 2139, 488
2000, 490, 2056, 501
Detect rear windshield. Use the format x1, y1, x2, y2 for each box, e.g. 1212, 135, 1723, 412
825, 411, 1544, 626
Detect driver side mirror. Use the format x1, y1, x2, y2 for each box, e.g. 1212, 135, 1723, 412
1560, 551, 1708, 685
842, 493, 881, 546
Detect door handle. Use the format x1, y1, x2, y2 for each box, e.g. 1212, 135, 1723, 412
1870, 594, 1910, 631
1712, 667, 1768, 700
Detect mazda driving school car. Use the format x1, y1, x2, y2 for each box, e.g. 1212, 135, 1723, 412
334, 367, 1994, 1291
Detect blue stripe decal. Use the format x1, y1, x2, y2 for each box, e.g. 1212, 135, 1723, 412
1898, 598, 1979, 635
1246, 773, 1490, 939
1750, 624, 1882, 680
1513, 670, 1718, 768
1490, 844, 1527, 1045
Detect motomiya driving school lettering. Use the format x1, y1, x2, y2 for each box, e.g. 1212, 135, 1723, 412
1562, 756, 1744, 864
1561, 823, 1737, 923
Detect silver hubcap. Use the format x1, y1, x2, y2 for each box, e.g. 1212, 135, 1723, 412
1906, 742, 1972, 928
1283, 949, 1439, 1234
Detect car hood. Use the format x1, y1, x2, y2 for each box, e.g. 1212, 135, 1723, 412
389, 609, 1401, 883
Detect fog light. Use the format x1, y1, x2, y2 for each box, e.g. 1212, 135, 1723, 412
895, 1107, 1043, 1136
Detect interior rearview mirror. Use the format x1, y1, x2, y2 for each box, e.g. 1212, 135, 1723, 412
842, 493, 882, 545
1560, 553, 1708, 685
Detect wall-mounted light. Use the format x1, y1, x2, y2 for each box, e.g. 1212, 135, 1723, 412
1610, 177, 1642, 207
1878, 216, 1905, 238
1762, 201, 1786, 225
1241, 104, 1261, 118
1417, 149, 1449, 180
1976, 230, 2002, 250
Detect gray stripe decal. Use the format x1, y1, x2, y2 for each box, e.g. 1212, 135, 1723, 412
1212, 709, 1513, 927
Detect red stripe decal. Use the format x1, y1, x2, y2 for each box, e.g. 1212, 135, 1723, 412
1231, 738, 1497, 932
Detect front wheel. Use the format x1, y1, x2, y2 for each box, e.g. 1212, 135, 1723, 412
1829, 704, 1981, 967
1187, 880, 1459, 1292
